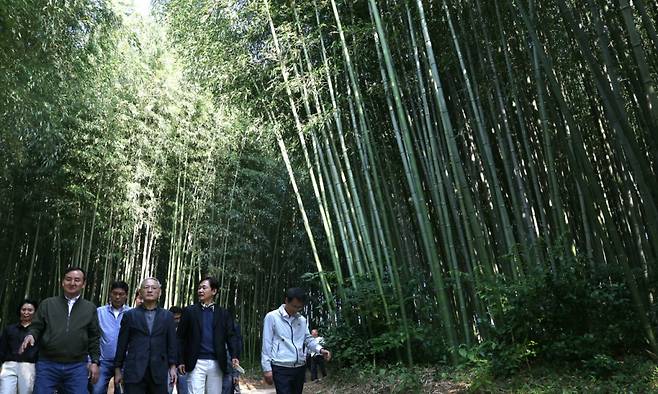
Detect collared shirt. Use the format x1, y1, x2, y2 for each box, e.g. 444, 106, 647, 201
198, 306, 216, 360
65, 295, 80, 316
261, 304, 322, 372
97, 304, 132, 361
0, 323, 38, 363
144, 308, 156, 333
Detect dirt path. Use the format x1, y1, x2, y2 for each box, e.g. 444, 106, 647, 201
238, 377, 338, 393
239, 387, 277, 393
239, 388, 277, 393
238, 378, 277, 393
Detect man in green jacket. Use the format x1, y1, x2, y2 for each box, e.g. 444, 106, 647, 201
19, 267, 101, 394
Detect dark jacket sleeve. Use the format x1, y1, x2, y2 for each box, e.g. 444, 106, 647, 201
88, 305, 101, 363
114, 311, 131, 369
166, 312, 178, 367
235, 323, 243, 360
0, 326, 8, 363
28, 300, 47, 341
225, 311, 239, 360
176, 307, 190, 366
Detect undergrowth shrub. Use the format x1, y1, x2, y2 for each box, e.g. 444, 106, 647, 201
314, 243, 651, 381
322, 274, 448, 368
473, 246, 649, 377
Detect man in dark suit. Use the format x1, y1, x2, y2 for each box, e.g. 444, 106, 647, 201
177, 277, 240, 393
114, 278, 178, 394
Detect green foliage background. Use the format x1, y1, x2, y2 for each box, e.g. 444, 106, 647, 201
2, 0, 658, 373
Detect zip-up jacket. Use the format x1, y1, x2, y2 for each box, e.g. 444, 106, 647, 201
98, 304, 131, 361
261, 304, 322, 372
29, 295, 100, 363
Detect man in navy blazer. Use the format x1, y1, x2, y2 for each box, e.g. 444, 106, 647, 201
114, 278, 178, 394
177, 277, 240, 393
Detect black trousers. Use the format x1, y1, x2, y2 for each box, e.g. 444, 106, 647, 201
272, 365, 306, 394
310, 355, 327, 380
124, 367, 168, 394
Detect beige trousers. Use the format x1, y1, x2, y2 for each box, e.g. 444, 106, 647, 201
186, 359, 222, 394
0, 361, 35, 394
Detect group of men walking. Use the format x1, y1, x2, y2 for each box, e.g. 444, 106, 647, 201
0, 267, 331, 394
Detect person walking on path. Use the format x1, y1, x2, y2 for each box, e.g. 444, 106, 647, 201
261, 288, 331, 394
92, 281, 131, 394
222, 321, 243, 394
308, 329, 327, 381
18, 267, 101, 394
0, 300, 39, 394
167, 306, 187, 394
114, 277, 178, 394
177, 277, 241, 394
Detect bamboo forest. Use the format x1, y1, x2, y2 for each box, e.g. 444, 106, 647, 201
2, 0, 658, 390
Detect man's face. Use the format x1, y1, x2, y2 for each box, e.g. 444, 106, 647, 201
61, 270, 85, 297
285, 298, 305, 315
311, 329, 319, 337
197, 280, 217, 304
173, 313, 182, 324
110, 288, 128, 309
140, 279, 161, 303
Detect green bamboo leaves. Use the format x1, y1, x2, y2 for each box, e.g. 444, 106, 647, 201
5, 0, 657, 368
252, 0, 658, 363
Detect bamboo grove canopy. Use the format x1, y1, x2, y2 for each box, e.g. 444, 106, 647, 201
1, 0, 657, 365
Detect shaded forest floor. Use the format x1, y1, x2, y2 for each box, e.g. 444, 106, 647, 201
239, 371, 466, 393
238, 356, 658, 393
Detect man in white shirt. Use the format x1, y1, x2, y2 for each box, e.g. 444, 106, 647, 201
261, 288, 331, 394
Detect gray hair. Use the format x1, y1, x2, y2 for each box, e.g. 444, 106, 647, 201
140, 277, 162, 289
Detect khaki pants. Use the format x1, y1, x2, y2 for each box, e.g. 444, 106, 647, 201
0, 361, 35, 394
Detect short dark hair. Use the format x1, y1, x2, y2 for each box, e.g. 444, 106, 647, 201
63, 266, 86, 281
17, 299, 38, 317
169, 306, 183, 314
110, 281, 129, 293
199, 276, 219, 291
285, 288, 307, 303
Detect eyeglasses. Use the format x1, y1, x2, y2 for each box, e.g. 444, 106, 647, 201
141, 285, 160, 290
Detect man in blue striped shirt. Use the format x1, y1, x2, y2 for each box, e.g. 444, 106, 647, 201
92, 281, 132, 394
